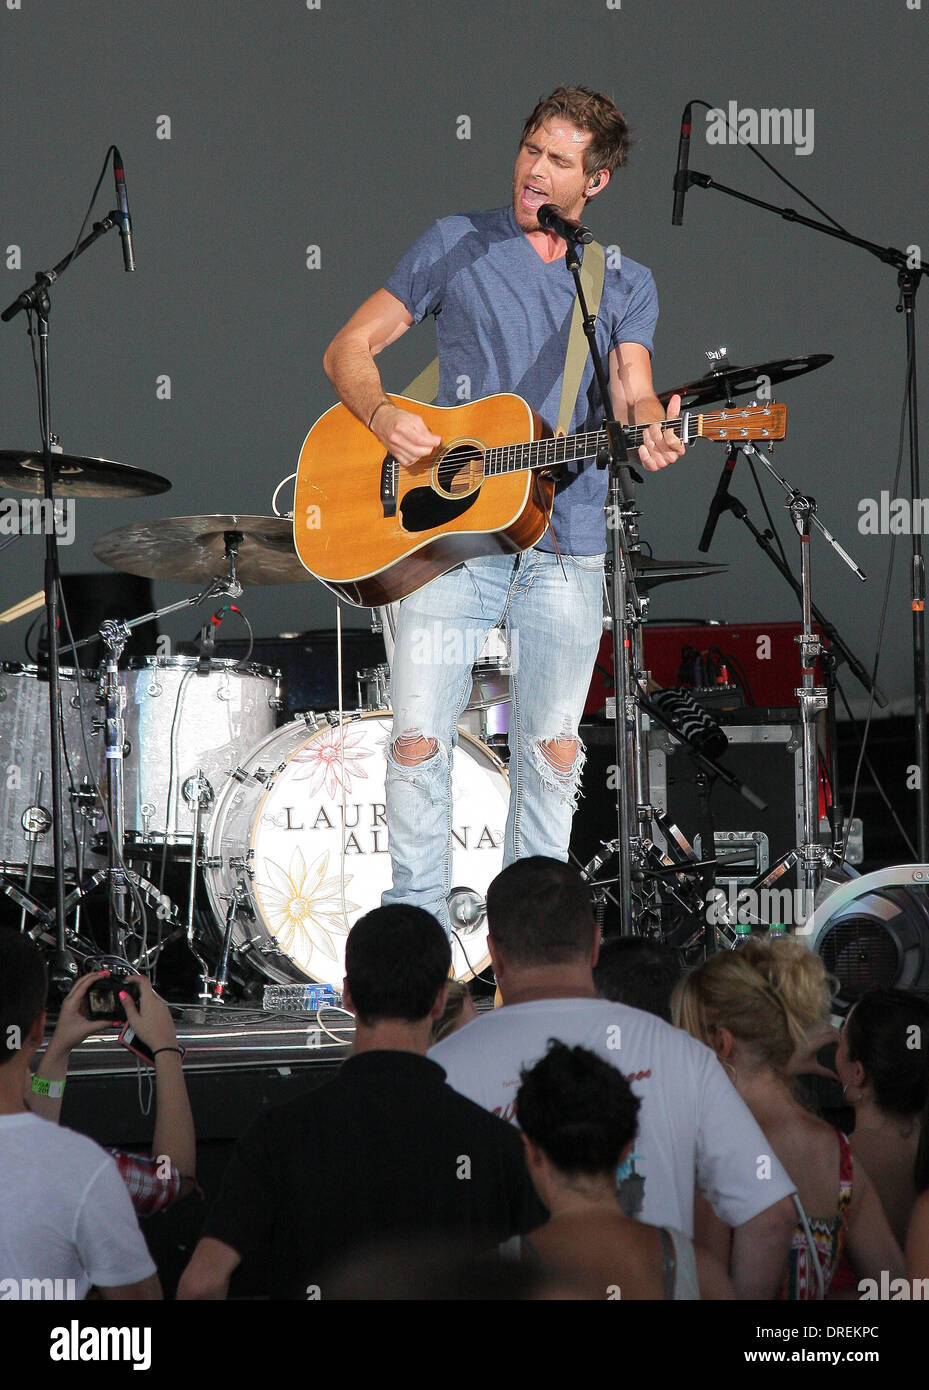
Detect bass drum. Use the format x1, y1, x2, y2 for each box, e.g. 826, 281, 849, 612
202, 711, 508, 988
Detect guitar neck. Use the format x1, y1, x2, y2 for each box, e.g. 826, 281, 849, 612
481, 409, 760, 476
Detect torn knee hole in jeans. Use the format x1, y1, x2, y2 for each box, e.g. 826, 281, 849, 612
532, 735, 586, 808
392, 731, 441, 767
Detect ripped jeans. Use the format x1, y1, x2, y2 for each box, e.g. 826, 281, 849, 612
383, 547, 605, 930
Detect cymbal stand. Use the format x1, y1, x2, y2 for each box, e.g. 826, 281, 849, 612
64, 574, 242, 987
740, 439, 867, 912
1, 211, 126, 993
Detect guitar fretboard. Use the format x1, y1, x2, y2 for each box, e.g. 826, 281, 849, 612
481, 418, 688, 475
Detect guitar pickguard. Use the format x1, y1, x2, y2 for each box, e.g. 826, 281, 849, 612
399, 485, 480, 533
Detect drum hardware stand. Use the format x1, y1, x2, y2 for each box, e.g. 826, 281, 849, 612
0, 211, 133, 991
61, 577, 243, 970
17, 771, 50, 933
183, 772, 213, 934
675, 147, 928, 855
729, 440, 868, 914
705, 483, 884, 852
212, 879, 251, 1002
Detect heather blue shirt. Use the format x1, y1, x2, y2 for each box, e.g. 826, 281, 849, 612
383, 205, 659, 555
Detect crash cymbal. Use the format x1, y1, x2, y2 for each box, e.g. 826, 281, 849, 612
93, 514, 308, 586
0, 450, 171, 499
625, 554, 728, 591
657, 354, 833, 410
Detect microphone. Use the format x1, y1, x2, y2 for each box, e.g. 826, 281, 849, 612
112, 147, 135, 272
537, 204, 593, 246
671, 102, 693, 226
650, 687, 729, 760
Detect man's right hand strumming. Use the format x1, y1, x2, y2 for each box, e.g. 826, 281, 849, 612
369, 401, 442, 466
323, 287, 442, 466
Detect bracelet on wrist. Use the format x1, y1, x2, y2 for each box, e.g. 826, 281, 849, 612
152, 1045, 185, 1059
367, 399, 391, 430
32, 1076, 66, 1099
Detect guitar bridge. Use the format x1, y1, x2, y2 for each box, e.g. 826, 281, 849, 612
380, 454, 398, 517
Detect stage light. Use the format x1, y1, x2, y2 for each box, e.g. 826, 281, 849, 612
803, 864, 929, 1011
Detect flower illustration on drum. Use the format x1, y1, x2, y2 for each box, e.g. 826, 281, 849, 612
257, 847, 356, 967
290, 723, 373, 799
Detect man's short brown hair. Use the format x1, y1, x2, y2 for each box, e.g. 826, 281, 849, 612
486, 857, 597, 966
520, 86, 632, 177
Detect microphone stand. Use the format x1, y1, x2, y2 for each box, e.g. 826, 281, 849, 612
560, 232, 642, 934
1, 214, 124, 994
678, 166, 929, 856
713, 487, 888, 852
736, 438, 868, 904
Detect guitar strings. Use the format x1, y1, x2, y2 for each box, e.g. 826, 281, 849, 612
386, 407, 779, 484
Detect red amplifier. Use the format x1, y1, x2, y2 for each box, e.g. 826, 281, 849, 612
585, 620, 827, 714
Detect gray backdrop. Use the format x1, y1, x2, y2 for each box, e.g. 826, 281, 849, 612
2, 0, 926, 718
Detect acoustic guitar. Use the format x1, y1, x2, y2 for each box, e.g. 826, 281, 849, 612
294, 393, 787, 607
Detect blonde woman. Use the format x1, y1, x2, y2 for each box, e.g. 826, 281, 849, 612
673, 938, 904, 1299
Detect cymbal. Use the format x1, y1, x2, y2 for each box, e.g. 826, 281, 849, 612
626, 554, 728, 591
93, 514, 308, 586
0, 450, 171, 498
657, 354, 833, 410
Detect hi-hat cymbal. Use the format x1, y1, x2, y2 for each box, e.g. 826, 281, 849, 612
626, 554, 728, 591
0, 450, 171, 498
657, 354, 833, 410
93, 514, 309, 586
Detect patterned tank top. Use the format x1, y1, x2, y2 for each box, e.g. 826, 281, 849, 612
779, 1130, 854, 1300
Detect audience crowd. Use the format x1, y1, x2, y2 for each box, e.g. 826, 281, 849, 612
2, 856, 928, 1301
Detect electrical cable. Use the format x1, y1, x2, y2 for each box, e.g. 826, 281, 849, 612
836, 676, 917, 860
685, 101, 847, 234
840, 335, 914, 863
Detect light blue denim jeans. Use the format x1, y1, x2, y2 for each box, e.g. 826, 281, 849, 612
383, 547, 605, 929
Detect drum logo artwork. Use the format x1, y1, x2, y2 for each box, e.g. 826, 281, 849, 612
204, 713, 509, 989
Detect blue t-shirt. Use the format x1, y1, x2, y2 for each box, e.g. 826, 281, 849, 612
383, 205, 659, 555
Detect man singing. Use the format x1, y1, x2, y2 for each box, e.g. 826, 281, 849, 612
323, 86, 685, 931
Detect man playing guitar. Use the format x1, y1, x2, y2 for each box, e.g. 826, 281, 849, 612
322, 86, 685, 932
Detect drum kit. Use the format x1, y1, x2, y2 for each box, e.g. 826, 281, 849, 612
0, 492, 519, 1000
0, 348, 882, 1003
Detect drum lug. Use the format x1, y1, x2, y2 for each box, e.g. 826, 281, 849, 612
229, 850, 255, 879
232, 765, 269, 786
326, 709, 359, 725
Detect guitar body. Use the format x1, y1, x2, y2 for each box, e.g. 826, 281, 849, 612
294, 393, 555, 607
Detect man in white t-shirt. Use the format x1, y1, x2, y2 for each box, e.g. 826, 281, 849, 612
0, 932, 160, 1300
430, 858, 796, 1298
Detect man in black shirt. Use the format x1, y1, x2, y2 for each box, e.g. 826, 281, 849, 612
178, 906, 543, 1299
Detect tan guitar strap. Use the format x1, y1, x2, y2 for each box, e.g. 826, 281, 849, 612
401, 239, 606, 425
555, 239, 605, 436
401, 355, 440, 403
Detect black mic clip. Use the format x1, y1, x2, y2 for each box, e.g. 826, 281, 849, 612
197, 615, 218, 674
537, 204, 593, 246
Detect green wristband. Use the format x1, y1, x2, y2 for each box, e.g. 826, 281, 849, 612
32, 1076, 65, 1099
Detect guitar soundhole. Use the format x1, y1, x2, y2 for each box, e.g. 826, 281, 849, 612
436, 443, 483, 498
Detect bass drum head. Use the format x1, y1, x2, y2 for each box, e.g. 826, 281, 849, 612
203, 712, 508, 988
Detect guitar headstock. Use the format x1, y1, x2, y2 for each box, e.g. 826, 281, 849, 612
693, 402, 787, 441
